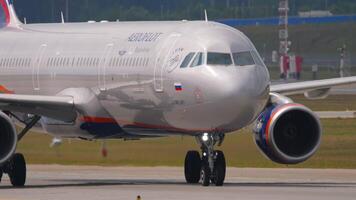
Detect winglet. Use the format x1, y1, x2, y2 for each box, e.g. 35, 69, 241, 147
0, 0, 22, 28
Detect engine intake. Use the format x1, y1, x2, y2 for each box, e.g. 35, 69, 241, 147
254, 103, 321, 164
0, 112, 17, 165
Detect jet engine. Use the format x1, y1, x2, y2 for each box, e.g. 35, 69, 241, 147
253, 96, 322, 164
0, 112, 17, 166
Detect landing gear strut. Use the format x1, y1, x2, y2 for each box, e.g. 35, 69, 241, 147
184, 133, 226, 186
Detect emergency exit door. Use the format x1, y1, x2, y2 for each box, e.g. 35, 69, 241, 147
32, 44, 47, 91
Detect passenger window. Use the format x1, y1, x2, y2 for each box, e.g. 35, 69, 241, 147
115, 57, 119, 66
190, 52, 204, 68
207, 52, 233, 66
90, 58, 94, 67
233, 51, 255, 66
138, 58, 142, 66
180, 52, 195, 68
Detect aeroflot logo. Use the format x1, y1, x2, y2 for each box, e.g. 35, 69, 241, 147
128, 32, 163, 42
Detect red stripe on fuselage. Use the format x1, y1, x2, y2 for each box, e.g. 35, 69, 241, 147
0, 0, 10, 25
81, 116, 117, 123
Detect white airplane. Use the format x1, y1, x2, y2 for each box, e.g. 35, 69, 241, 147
0, 0, 356, 187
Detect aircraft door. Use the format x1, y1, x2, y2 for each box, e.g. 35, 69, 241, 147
32, 44, 47, 91
99, 43, 114, 91
154, 33, 181, 92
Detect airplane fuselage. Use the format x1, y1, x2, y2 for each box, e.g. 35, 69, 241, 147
0, 21, 270, 139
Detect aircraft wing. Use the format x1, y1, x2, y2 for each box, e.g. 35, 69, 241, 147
0, 94, 76, 121
270, 76, 356, 95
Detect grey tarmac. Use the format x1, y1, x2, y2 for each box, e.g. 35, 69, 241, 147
1, 165, 356, 200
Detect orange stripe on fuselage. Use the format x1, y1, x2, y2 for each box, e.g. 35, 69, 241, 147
0, 85, 14, 94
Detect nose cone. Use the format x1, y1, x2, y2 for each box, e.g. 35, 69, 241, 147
210, 65, 269, 98
166, 64, 269, 133
209, 65, 270, 131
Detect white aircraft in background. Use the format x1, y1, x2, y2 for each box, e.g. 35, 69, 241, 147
0, 0, 356, 187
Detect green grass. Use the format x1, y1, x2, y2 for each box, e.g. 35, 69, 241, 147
17, 117, 356, 169
290, 94, 356, 111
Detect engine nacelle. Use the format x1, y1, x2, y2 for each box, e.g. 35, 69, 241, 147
0, 112, 17, 166
253, 103, 322, 164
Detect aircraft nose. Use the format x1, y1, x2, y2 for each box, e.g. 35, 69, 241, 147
171, 65, 269, 132
212, 65, 270, 129
219, 65, 267, 97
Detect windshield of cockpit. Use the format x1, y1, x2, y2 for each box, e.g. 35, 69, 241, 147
180, 50, 264, 68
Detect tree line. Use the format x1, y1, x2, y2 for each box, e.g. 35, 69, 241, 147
13, 0, 356, 23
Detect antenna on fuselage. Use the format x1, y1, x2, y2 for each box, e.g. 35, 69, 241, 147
204, 9, 209, 22
60, 11, 65, 24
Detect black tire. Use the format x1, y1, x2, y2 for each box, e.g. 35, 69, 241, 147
184, 151, 201, 184
200, 162, 211, 186
8, 153, 26, 187
0, 170, 3, 183
213, 150, 226, 186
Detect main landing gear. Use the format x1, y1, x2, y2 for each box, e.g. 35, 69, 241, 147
184, 133, 226, 187
0, 153, 27, 187
0, 113, 41, 187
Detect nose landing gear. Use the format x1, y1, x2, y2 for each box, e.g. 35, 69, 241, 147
184, 133, 226, 187
184, 151, 201, 183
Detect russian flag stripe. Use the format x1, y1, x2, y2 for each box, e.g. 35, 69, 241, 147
174, 83, 183, 91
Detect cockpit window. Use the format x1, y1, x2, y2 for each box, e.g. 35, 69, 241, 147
251, 51, 265, 66
190, 52, 204, 68
233, 51, 255, 66
180, 52, 195, 68
207, 52, 233, 66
